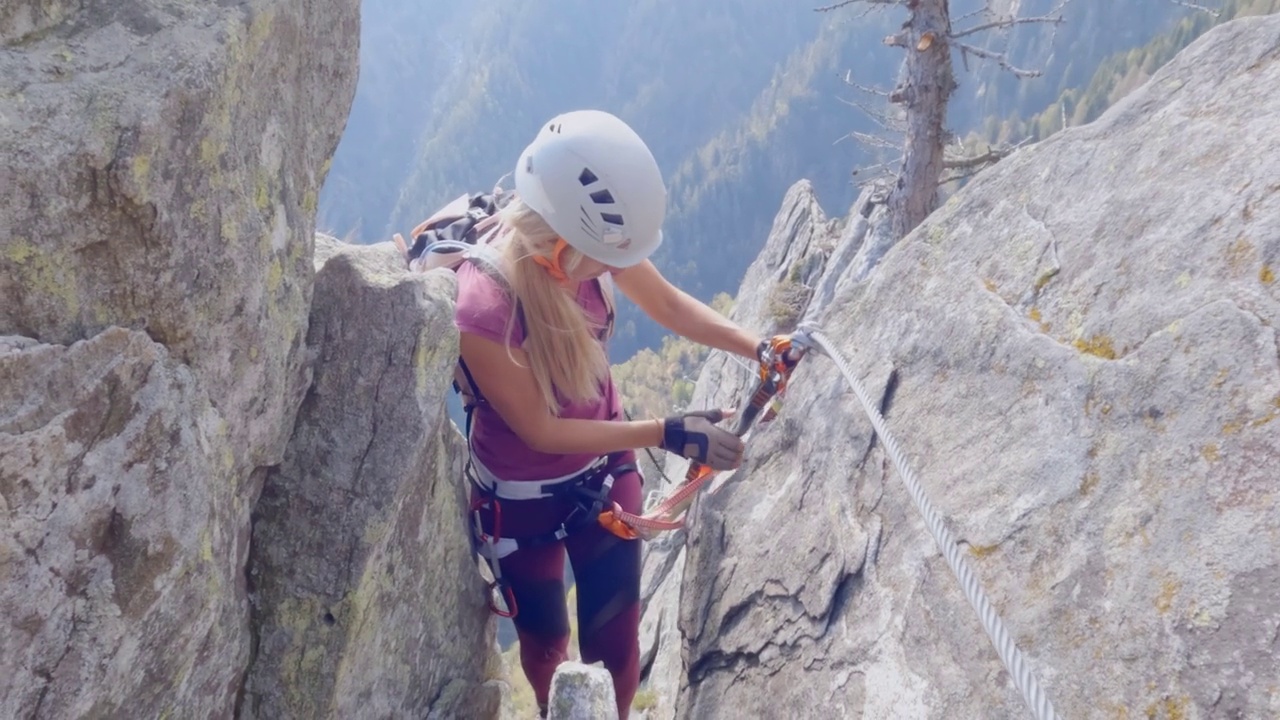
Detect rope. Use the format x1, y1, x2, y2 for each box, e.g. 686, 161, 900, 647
806, 328, 1059, 720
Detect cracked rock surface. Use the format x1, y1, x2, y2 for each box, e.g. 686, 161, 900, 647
241, 238, 502, 719
654, 15, 1280, 720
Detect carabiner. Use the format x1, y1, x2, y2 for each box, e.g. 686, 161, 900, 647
487, 580, 517, 618
598, 502, 640, 541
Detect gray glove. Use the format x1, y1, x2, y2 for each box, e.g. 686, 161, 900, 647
661, 409, 743, 470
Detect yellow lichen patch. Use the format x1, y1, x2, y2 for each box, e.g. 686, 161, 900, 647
247, 8, 277, 55
1034, 266, 1059, 291
966, 543, 999, 559
1175, 270, 1192, 288
983, 278, 998, 293
1225, 237, 1256, 272
1252, 407, 1279, 428
1027, 307, 1050, 332
1200, 444, 1220, 462
1080, 472, 1100, 496
200, 137, 222, 166
5, 237, 35, 263
266, 257, 284, 295
303, 189, 318, 215
255, 175, 271, 212
1261, 264, 1275, 284
1074, 334, 1118, 360
1144, 696, 1189, 720
220, 216, 239, 243
1155, 577, 1180, 614
5, 237, 81, 317
200, 528, 214, 563
132, 153, 151, 188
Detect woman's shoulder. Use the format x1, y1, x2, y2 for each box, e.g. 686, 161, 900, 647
454, 260, 524, 347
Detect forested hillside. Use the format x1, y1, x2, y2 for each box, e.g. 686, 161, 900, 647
980, 0, 1280, 144
319, 0, 1241, 360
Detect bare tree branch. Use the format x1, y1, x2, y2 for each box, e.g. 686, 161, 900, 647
1167, 0, 1221, 16
950, 12, 1066, 40
846, 130, 901, 150
814, 0, 899, 11
851, 157, 904, 176
955, 41, 1043, 78
838, 96, 902, 134
952, 3, 990, 25
942, 147, 1006, 170
842, 70, 890, 97
938, 167, 991, 186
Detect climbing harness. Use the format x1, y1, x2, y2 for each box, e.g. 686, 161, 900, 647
802, 325, 1059, 720
597, 332, 813, 540
467, 452, 637, 618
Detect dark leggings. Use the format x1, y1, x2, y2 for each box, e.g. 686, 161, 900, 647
473, 455, 642, 719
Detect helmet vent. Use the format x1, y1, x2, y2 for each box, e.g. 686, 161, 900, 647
579, 205, 598, 237
589, 189, 615, 204
601, 212, 624, 226
578, 168, 599, 186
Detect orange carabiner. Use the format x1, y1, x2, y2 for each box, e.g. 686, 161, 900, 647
598, 503, 639, 540
487, 580, 517, 618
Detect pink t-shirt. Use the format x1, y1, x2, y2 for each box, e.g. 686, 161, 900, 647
453, 260, 623, 481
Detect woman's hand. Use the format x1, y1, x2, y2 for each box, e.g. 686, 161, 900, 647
659, 408, 743, 470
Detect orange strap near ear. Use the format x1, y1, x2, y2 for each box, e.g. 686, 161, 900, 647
533, 238, 571, 286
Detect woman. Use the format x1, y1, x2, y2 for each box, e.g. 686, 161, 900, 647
455, 109, 767, 718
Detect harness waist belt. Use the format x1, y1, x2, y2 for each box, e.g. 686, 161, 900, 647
469, 454, 609, 500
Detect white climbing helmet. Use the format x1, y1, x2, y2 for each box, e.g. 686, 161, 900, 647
514, 109, 667, 268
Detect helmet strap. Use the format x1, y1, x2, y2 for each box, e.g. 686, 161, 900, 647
533, 238, 572, 287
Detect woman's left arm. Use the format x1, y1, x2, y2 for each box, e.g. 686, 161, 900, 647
612, 260, 761, 360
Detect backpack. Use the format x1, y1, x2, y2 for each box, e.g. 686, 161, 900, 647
392, 185, 617, 427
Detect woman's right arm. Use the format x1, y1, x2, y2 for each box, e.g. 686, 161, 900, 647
459, 330, 666, 456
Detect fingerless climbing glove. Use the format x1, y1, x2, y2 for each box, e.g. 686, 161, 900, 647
660, 409, 743, 471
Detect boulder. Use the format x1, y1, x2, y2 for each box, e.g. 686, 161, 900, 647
548, 662, 618, 720
241, 238, 502, 719
0, 329, 247, 718
675, 15, 1280, 719
0, 0, 359, 478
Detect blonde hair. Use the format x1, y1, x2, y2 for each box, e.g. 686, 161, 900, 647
497, 198, 610, 414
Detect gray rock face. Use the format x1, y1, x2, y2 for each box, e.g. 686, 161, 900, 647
0, 329, 247, 719
671, 15, 1280, 720
636, 178, 850, 719
0, 0, 359, 477
4, 2, 383, 718
241, 238, 502, 719
548, 662, 618, 720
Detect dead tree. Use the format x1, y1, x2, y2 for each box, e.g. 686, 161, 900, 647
819, 0, 1072, 242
